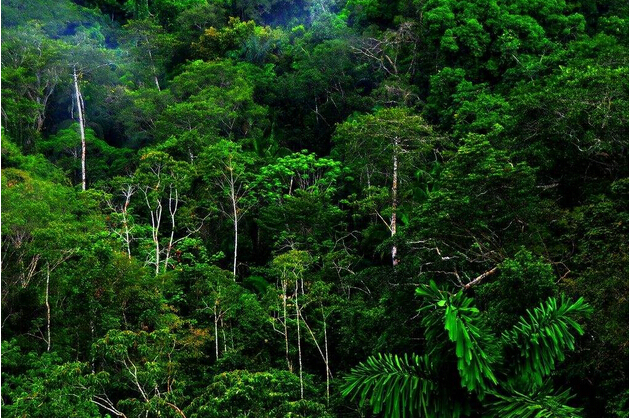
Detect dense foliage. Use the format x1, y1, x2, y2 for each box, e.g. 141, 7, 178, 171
1, 0, 627, 416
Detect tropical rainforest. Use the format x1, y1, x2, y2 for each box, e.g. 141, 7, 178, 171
1, 0, 628, 416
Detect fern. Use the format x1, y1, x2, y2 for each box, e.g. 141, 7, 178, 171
342, 353, 458, 418
485, 380, 583, 418
501, 296, 592, 386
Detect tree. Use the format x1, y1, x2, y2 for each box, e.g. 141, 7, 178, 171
195, 17, 285, 65
134, 150, 194, 275
1, 342, 105, 418
104, 176, 138, 258
1, 143, 103, 353
200, 140, 256, 277
255, 150, 345, 252
154, 59, 270, 141
333, 108, 438, 265
1, 1, 626, 416
121, 19, 180, 90
185, 369, 332, 418
66, 25, 116, 190
95, 328, 187, 417
407, 134, 542, 286
39, 124, 133, 187
189, 265, 240, 361
0, 24, 68, 150
271, 250, 313, 399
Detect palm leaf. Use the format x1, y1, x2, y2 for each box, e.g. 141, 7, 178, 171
342, 353, 457, 418
485, 380, 583, 418
417, 281, 499, 393
501, 296, 592, 386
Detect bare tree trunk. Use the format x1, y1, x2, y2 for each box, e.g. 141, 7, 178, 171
122, 185, 134, 259
230, 171, 238, 278
391, 138, 399, 266
154, 219, 161, 275
164, 186, 178, 273
45, 263, 51, 352
322, 306, 331, 404
165, 402, 187, 418
282, 279, 291, 372
73, 66, 87, 191
295, 285, 304, 399
90, 316, 96, 373
221, 316, 227, 353
299, 309, 332, 404
213, 304, 219, 361
142, 188, 163, 276
122, 213, 132, 258
145, 37, 161, 91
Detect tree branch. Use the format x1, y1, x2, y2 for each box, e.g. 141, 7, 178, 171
463, 267, 498, 290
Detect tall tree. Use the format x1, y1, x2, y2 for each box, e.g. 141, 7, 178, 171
66, 26, 116, 190
133, 150, 193, 275
200, 140, 256, 277
121, 19, 179, 90
333, 108, 438, 265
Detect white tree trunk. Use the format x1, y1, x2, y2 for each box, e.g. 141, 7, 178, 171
164, 186, 178, 273
145, 36, 161, 91
299, 309, 332, 404
214, 304, 219, 361
221, 316, 227, 353
142, 188, 163, 276
391, 138, 399, 266
322, 307, 331, 404
282, 280, 291, 372
122, 186, 134, 259
73, 67, 87, 191
295, 285, 304, 399
45, 263, 51, 352
231, 171, 238, 278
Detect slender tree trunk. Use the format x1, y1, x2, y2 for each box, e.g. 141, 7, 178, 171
73, 66, 87, 191
214, 304, 219, 361
164, 187, 178, 273
145, 37, 161, 91
122, 189, 133, 259
322, 306, 330, 404
154, 233, 161, 275
300, 308, 332, 404
143, 188, 162, 276
295, 285, 304, 399
232, 216, 238, 278
391, 138, 399, 266
45, 263, 51, 352
231, 171, 238, 278
122, 212, 132, 258
35, 97, 45, 132
221, 316, 227, 353
282, 280, 291, 372
90, 316, 96, 373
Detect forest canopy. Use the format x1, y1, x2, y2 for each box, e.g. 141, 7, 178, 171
1, 0, 628, 417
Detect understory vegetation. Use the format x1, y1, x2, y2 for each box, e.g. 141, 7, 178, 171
1, 0, 628, 416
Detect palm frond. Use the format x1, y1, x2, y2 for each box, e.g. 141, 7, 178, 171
485, 380, 583, 418
417, 281, 499, 393
501, 296, 592, 386
342, 353, 448, 418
